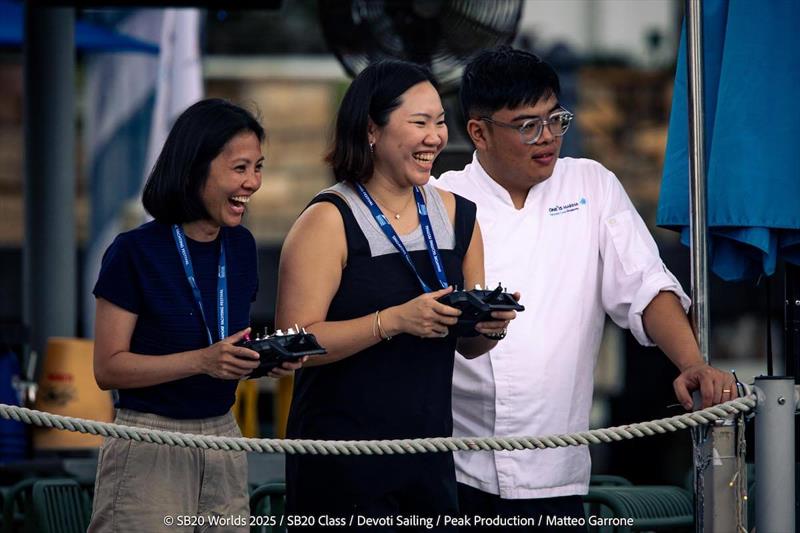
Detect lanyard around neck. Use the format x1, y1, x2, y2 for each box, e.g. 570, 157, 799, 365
172, 225, 228, 345
354, 183, 449, 293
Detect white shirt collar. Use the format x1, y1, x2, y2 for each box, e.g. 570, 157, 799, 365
470, 151, 517, 208
470, 150, 561, 210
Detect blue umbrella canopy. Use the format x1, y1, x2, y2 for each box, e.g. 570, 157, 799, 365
658, 0, 800, 282
0, 0, 158, 53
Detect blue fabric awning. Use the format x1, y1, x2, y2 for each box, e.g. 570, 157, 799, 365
658, 0, 800, 282
0, 0, 158, 53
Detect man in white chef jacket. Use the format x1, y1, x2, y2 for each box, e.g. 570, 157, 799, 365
435, 46, 737, 531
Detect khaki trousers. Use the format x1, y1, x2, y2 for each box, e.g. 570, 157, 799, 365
88, 409, 249, 533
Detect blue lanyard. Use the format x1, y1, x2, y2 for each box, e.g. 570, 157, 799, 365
354, 183, 449, 293
171, 225, 228, 345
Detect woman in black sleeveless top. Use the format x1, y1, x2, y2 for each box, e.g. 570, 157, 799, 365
276, 61, 519, 530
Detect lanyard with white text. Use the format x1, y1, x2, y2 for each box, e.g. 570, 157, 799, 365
354, 183, 448, 293
172, 225, 228, 345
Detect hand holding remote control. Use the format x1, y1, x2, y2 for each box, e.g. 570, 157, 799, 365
437, 283, 524, 337
235, 327, 326, 378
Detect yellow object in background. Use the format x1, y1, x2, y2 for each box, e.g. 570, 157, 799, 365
33, 337, 113, 450
233, 379, 260, 438
274, 376, 293, 439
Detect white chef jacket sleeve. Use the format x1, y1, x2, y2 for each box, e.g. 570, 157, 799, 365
598, 171, 691, 346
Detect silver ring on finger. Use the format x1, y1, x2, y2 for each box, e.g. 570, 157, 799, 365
483, 328, 507, 341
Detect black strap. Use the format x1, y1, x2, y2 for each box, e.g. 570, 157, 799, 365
766, 275, 774, 376
453, 193, 477, 258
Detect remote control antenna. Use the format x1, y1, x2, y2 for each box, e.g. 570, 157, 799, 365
264, 326, 269, 337
301, 327, 307, 334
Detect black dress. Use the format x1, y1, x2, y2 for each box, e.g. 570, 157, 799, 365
286, 184, 476, 528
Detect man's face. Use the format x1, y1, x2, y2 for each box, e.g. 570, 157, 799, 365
474, 94, 564, 192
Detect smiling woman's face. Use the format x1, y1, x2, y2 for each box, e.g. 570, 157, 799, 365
370, 81, 448, 187
200, 130, 264, 228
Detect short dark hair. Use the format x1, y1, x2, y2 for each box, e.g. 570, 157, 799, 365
460, 46, 560, 120
327, 60, 437, 184
142, 98, 265, 224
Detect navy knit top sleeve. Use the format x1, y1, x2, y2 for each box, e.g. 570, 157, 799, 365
93, 220, 258, 419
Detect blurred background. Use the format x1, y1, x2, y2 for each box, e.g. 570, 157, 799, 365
0, 0, 783, 495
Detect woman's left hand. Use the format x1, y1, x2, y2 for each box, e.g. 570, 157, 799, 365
474, 292, 521, 339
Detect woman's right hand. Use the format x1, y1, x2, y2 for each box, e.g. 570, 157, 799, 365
267, 356, 308, 379
198, 327, 261, 380
382, 286, 461, 338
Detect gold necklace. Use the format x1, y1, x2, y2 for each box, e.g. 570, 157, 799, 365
374, 192, 414, 220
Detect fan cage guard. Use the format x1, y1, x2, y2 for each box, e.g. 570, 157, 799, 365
319, 0, 524, 94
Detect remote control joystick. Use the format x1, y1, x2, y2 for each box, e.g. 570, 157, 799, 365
437, 283, 524, 337
235, 327, 326, 378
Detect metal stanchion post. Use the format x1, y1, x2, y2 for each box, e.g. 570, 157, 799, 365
755, 377, 796, 533
692, 421, 742, 532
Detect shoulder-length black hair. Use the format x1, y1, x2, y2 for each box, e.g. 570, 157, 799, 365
327, 60, 437, 184
460, 45, 560, 120
142, 98, 265, 224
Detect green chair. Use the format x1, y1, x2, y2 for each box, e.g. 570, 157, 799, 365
250, 482, 286, 533
1, 478, 38, 533
590, 474, 634, 487
583, 485, 693, 532
31, 478, 91, 533
585, 474, 636, 531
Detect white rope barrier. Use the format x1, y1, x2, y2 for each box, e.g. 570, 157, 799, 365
0, 395, 756, 455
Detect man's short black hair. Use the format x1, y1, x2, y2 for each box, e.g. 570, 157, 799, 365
460, 45, 561, 120
327, 60, 437, 184
142, 98, 265, 224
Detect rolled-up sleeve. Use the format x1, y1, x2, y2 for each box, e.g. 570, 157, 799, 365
598, 174, 690, 346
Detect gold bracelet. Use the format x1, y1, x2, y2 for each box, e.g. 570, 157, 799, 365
372, 310, 380, 339
376, 310, 392, 341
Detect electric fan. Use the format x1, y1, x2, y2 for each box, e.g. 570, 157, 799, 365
318, 0, 524, 94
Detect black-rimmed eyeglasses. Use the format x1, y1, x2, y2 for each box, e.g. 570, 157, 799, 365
480, 109, 574, 145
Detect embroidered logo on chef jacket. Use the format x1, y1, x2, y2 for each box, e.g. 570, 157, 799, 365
547, 197, 587, 216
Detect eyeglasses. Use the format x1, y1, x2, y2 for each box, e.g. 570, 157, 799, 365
480, 109, 574, 144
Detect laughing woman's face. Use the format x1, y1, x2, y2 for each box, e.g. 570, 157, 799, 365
370, 81, 448, 187
200, 131, 264, 228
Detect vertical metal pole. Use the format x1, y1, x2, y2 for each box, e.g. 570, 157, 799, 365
685, 0, 709, 361
785, 262, 800, 462
786, 263, 800, 379
585, 0, 600, 60
755, 377, 796, 533
23, 7, 77, 359
692, 425, 743, 533
684, 3, 743, 532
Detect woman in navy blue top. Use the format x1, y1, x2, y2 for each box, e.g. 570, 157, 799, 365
277, 62, 519, 530
88, 99, 301, 532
